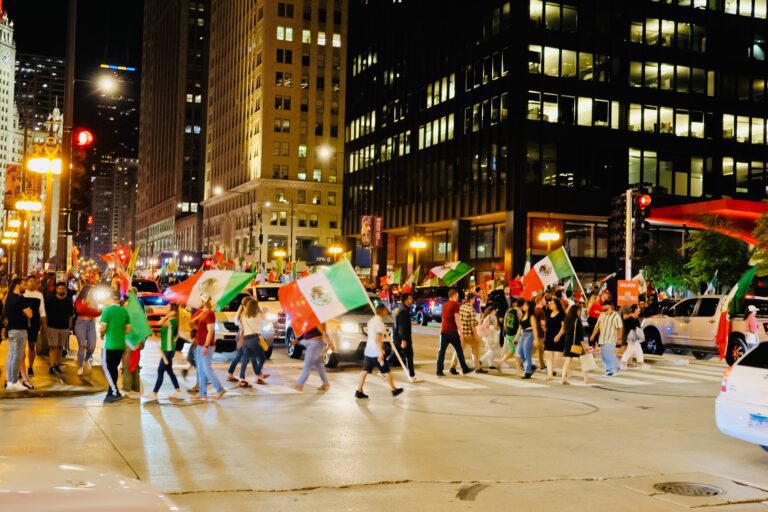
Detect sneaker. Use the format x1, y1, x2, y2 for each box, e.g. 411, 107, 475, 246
103, 393, 123, 404
462, 369, 474, 375
54, 366, 63, 376
317, 384, 330, 392
49, 367, 55, 375
27, 368, 34, 377
436, 372, 446, 378
391, 387, 404, 397
522, 373, 533, 379
77, 367, 84, 376
292, 384, 304, 392
449, 368, 459, 375
84, 361, 91, 372
411, 377, 423, 383
188, 384, 199, 394
181, 368, 189, 379
475, 368, 488, 374
168, 389, 184, 399
355, 390, 369, 399
7, 381, 27, 391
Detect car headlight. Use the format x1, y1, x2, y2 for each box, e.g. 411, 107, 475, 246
341, 321, 358, 334
94, 289, 109, 302
340, 340, 351, 349
265, 312, 278, 321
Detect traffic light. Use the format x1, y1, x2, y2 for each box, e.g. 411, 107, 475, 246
73, 128, 95, 149
633, 193, 652, 258
608, 193, 627, 262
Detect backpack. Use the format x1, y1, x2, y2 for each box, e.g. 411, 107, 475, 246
504, 309, 520, 336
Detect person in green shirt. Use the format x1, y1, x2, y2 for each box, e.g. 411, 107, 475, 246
149, 303, 182, 400
100, 290, 131, 403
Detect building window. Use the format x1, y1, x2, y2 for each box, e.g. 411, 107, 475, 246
276, 189, 286, 202
298, 168, 307, 181
279, 212, 287, 226
309, 214, 318, 228
298, 144, 307, 157
276, 49, 293, 64
277, 2, 294, 17
329, 216, 338, 229
275, 95, 291, 110
297, 189, 306, 203
280, 142, 289, 156
332, 34, 341, 47
276, 26, 294, 41
298, 214, 307, 227
313, 168, 322, 182
312, 191, 321, 205
275, 72, 292, 87
328, 192, 337, 206
317, 31, 326, 45
302, 29, 311, 43
328, 169, 337, 183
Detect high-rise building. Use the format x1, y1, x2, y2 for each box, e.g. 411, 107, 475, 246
94, 65, 139, 161
202, 0, 346, 266
344, 0, 768, 283
0, 9, 17, 225
89, 166, 113, 262
15, 53, 66, 132
89, 156, 138, 264
136, 0, 210, 261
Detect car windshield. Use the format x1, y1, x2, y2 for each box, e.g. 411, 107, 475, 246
222, 293, 251, 312
345, 296, 386, 316
132, 280, 160, 293
255, 287, 280, 302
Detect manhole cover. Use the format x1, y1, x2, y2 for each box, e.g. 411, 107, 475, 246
653, 482, 725, 497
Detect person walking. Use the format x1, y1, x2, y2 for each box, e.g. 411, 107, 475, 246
590, 300, 623, 376
238, 299, 270, 386
192, 293, 226, 400
620, 305, 647, 370
451, 293, 485, 373
149, 303, 183, 400
100, 290, 131, 403
226, 296, 254, 383
390, 292, 418, 381
74, 285, 100, 375
121, 289, 147, 397
436, 288, 472, 377
558, 304, 592, 385
44, 282, 74, 376
355, 303, 404, 399
23, 275, 46, 377
500, 300, 522, 372
293, 323, 333, 392
516, 301, 540, 379
4, 277, 33, 390
478, 305, 501, 370
543, 299, 566, 381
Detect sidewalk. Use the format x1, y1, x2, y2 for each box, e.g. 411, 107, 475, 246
0, 340, 108, 399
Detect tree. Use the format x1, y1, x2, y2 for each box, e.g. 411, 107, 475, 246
641, 243, 690, 294
683, 216, 750, 288
751, 213, 768, 275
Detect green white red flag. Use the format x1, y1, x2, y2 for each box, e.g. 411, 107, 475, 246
716, 267, 756, 360
278, 259, 369, 338
165, 270, 254, 310
520, 247, 576, 300
430, 262, 473, 286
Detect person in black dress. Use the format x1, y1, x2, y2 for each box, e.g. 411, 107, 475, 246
543, 299, 565, 381
557, 304, 593, 385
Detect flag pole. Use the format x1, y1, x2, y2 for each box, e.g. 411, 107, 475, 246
561, 248, 586, 297
343, 258, 413, 383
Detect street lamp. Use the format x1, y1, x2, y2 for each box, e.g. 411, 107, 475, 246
273, 248, 287, 259
97, 74, 117, 94
409, 236, 427, 275
538, 223, 561, 251
8, 219, 21, 229
16, 199, 43, 212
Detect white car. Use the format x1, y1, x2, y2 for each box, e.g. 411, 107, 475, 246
715, 342, 768, 453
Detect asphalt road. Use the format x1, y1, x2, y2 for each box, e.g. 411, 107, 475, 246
1, 324, 767, 511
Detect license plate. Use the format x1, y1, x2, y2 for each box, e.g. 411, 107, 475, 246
748, 413, 768, 430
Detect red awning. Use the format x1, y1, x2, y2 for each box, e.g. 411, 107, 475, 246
649, 199, 768, 245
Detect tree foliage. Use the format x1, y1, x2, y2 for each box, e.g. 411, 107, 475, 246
683, 216, 749, 288
751, 213, 768, 275
641, 243, 690, 293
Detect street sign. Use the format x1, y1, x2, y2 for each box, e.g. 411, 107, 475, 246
617, 280, 639, 306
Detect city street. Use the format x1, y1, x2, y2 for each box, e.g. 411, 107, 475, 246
1, 326, 767, 511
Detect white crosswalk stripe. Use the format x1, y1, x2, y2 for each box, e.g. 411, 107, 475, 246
417, 374, 488, 389
463, 373, 547, 389
645, 367, 722, 382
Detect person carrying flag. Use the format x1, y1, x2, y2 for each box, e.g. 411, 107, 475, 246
356, 303, 404, 399
100, 290, 130, 403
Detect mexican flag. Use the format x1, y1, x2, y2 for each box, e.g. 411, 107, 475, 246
705, 270, 719, 295
125, 291, 152, 371
278, 259, 369, 338
716, 266, 756, 361
430, 262, 473, 287
165, 270, 254, 310
523, 248, 532, 275
392, 268, 402, 285
520, 247, 576, 300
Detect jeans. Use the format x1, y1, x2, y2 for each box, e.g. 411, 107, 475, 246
517, 331, 535, 375
297, 338, 328, 386
74, 318, 97, 367
6, 330, 27, 384
227, 347, 244, 375
102, 348, 124, 395
241, 335, 266, 380
186, 343, 197, 368
436, 331, 470, 375
153, 350, 180, 392
195, 345, 223, 397
600, 342, 620, 374
388, 340, 415, 377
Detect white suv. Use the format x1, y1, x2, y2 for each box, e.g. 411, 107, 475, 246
641, 295, 768, 365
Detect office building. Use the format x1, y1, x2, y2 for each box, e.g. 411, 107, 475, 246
15, 53, 66, 132
0, 9, 17, 226
136, 0, 210, 262
202, 0, 346, 266
344, 0, 768, 283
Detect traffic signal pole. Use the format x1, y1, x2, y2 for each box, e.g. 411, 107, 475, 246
625, 188, 633, 281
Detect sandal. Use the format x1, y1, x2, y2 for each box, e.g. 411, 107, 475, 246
238, 380, 251, 388
226, 375, 239, 382
260, 373, 270, 379
255, 379, 267, 385
22, 381, 35, 390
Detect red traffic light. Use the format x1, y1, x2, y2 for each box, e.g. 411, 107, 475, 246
637, 194, 652, 209
74, 128, 94, 149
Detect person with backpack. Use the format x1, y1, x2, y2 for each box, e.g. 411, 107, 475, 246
499, 299, 522, 373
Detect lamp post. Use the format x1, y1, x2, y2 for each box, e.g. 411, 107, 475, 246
328, 242, 343, 262
538, 223, 561, 252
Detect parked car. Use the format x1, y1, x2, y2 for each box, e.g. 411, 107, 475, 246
410, 286, 454, 325
639, 298, 678, 318
255, 283, 286, 342
286, 295, 393, 368
177, 292, 275, 356
132, 279, 169, 334
715, 342, 768, 453
641, 295, 768, 365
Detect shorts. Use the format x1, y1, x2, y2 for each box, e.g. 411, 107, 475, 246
28, 323, 40, 343
362, 355, 390, 374
47, 327, 70, 348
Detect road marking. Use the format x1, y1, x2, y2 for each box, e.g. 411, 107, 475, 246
616, 370, 697, 384
418, 374, 488, 389
647, 367, 722, 382
569, 371, 651, 386
464, 373, 547, 388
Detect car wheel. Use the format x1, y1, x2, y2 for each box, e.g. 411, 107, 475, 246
286, 331, 303, 359
642, 328, 664, 355
692, 351, 714, 360
264, 345, 273, 360
415, 311, 426, 326
323, 351, 339, 368
725, 336, 748, 366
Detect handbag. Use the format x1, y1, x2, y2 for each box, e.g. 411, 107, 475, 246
569, 322, 583, 355
632, 326, 645, 342
259, 337, 269, 352
580, 352, 598, 372
745, 332, 757, 345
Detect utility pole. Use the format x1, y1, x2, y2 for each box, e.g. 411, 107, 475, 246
625, 188, 633, 281
56, 0, 76, 273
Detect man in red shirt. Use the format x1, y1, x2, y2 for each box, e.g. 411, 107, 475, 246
192, 294, 226, 400
436, 288, 472, 377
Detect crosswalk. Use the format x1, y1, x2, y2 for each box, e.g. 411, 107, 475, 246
161, 359, 728, 401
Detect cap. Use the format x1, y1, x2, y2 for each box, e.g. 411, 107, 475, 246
199, 293, 211, 304
748, 305, 758, 313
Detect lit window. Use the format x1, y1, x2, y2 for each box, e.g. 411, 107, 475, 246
298, 144, 307, 157
313, 169, 322, 182
332, 34, 341, 47
317, 31, 326, 45
302, 29, 311, 43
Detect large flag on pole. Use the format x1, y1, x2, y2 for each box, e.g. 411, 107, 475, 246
520, 247, 575, 300
715, 267, 756, 360
126, 243, 141, 278
278, 259, 369, 338
165, 270, 254, 310
705, 270, 719, 295
523, 248, 532, 275
430, 262, 473, 287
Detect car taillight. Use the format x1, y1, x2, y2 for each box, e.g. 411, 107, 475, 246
721, 365, 733, 392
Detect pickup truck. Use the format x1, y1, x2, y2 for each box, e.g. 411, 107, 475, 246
410, 286, 454, 325
641, 295, 768, 365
